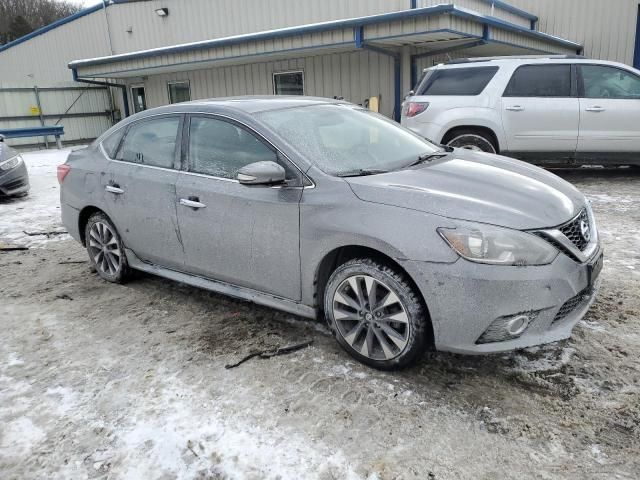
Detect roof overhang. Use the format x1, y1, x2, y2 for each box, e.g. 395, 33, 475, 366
69, 4, 583, 80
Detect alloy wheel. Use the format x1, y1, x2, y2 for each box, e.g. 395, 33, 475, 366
88, 221, 121, 276
332, 275, 410, 361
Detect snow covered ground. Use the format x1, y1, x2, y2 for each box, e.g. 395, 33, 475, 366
0, 151, 639, 479
0, 148, 75, 247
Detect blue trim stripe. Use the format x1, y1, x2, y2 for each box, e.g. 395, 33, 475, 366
69, 5, 582, 70
477, 0, 538, 22
634, 4, 640, 69
0, 3, 104, 53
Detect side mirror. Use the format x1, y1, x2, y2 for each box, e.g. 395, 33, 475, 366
0, 134, 5, 143
237, 161, 286, 185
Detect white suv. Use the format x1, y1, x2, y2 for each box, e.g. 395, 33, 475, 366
401, 56, 640, 166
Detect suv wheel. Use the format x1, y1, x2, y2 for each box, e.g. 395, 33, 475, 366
324, 258, 428, 369
85, 212, 130, 283
444, 129, 497, 154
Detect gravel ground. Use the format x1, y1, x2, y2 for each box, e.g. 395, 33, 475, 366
0, 152, 638, 479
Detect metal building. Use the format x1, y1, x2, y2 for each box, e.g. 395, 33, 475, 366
0, 0, 638, 147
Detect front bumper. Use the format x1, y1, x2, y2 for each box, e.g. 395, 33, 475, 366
0, 160, 30, 196
400, 246, 602, 354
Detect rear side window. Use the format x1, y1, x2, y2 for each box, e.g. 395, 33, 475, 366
116, 116, 180, 169
101, 128, 125, 158
416, 67, 498, 96
504, 64, 572, 97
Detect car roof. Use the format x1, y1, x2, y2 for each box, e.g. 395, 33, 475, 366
143, 95, 349, 116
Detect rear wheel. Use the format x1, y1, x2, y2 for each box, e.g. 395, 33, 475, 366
443, 128, 497, 154
85, 212, 130, 283
324, 258, 428, 369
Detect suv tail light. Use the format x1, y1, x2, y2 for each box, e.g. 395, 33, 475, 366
57, 164, 71, 184
402, 101, 429, 118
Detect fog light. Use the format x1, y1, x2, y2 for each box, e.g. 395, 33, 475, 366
476, 311, 539, 344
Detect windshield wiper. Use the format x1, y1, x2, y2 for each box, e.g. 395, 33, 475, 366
405, 151, 449, 168
337, 168, 389, 178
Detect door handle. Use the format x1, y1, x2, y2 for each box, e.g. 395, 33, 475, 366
586, 106, 605, 112
105, 185, 124, 194
179, 198, 207, 209
505, 105, 524, 112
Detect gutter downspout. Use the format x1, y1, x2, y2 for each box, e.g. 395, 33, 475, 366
102, 0, 114, 55
354, 26, 402, 122
72, 67, 130, 118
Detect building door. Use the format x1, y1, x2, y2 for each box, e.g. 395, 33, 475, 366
131, 85, 147, 113
501, 64, 579, 158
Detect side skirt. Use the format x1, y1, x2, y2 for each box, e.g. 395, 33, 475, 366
125, 248, 317, 319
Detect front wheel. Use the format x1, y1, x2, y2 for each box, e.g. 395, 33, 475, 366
85, 212, 131, 283
324, 258, 428, 369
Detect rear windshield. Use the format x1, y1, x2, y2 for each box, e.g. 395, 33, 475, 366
416, 66, 499, 96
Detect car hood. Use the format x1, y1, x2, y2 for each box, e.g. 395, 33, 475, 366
0, 142, 17, 162
345, 149, 585, 230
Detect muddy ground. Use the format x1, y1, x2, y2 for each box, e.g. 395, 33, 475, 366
1, 161, 639, 479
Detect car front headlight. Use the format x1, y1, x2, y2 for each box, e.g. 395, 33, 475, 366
438, 224, 558, 266
0, 155, 23, 171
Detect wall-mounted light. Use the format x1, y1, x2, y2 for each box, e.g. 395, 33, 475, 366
155, 8, 169, 17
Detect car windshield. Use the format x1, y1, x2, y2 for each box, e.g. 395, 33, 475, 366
257, 104, 440, 176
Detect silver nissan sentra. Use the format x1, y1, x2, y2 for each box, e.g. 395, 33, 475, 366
59, 97, 603, 369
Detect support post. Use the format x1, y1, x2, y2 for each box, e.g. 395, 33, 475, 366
33, 86, 49, 149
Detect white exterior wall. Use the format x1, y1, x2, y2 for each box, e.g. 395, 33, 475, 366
508, 0, 639, 65
133, 50, 396, 117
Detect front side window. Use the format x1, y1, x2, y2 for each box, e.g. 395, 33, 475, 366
273, 71, 304, 95
116, 116, 180, 169
580, 65, 640, 99
416, 67, 498, 96
168, 81, 191, 104
504, 64, 572, 97
188, 116, 278, 179
257, 104, 440, 176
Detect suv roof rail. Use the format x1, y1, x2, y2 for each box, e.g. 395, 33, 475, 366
444, 55, 587, 65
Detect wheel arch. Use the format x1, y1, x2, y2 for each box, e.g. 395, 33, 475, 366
78, 205, 105, 246
442, 125, 501, 153
314, 245, 435, 349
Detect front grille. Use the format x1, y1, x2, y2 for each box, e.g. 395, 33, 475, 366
553, 288, 592, 324
559, 209, 590, 251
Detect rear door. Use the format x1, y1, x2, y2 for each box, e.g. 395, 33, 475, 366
175, 114, 303, 300
576, 64, 640, 160
501, 64, 579, 160
103, 114, 185, 270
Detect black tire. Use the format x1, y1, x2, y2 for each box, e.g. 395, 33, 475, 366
84, 212, 130, 283
324, 258, 428, 370
443, 128, 498, 154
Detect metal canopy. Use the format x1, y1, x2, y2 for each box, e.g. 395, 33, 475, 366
69, 4, 582, 80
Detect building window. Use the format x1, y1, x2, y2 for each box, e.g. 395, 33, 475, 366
168, 80, 191, 104
131, 85, 147, 113
273, 71, 304, 95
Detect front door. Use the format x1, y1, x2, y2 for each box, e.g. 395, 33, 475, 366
501, 64, 579, 159
175, 114, 302, 301
103, 114, 185, 270
576, 64, 640, 159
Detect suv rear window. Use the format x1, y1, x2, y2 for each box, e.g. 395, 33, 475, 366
416, 67, 498, 96
504, 64, 572, 97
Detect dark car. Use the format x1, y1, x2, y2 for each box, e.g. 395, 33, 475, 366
0, 134, 29, 197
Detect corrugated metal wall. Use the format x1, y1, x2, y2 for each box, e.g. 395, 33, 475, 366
507, 0, 639, 64
416, 0, 532, 28
136, 50, 395, 117
0, 83, 113, 147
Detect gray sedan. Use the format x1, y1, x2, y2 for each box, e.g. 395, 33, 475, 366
59, 97, 602, 369
0, 135, 29, 197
